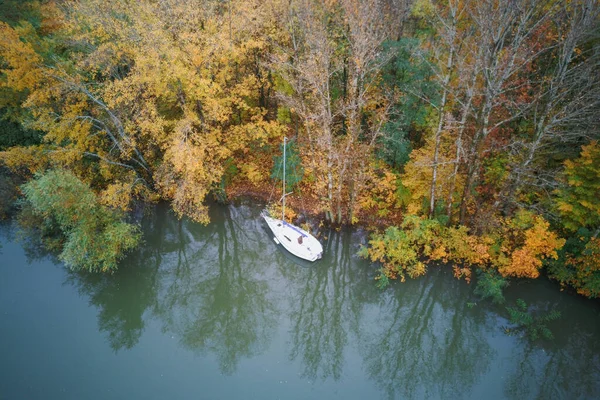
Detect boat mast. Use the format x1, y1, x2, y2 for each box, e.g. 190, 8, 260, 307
282, 136, 286, 221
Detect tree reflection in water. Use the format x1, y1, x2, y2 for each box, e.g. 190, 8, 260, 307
152, 204, 278, 374
284, 229, 364, 381
64, 202, 279, 367
58, 203, 600, 398
503, 296, 600, 399
360, 268, 494, 399
65, 204, 168, 351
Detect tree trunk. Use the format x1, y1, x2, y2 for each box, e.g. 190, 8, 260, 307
429, 37, 455, 218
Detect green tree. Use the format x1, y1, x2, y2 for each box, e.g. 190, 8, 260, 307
21, 169, 140, 272
473, 269, 508, 305
271, 138, 303, 191
378, 38, 438, 169
0, 0, 41, 27
547, 229, 600, 299
0, 119, 41, 150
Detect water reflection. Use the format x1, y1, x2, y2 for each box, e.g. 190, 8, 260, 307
503, 298, 600, 399
152, 204, 278, 374
66, 267, 156, 351
65, 205, 168, 351
359, 269, 494, 399
285, 229, 364, 380
56, 203, 600, 398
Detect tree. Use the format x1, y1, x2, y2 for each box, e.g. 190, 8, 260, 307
21, 169, 140, 272
458, 0, 555, 225
1, 0, 285, 223
378, 38, 437, 170
271, 138, 303, 191
548, 230, 600, 298
273, 0, 401, 224
555, 141, 600, 234
426, 0, 462, 218
500, 0, 600, 212
498, 212, 565, 279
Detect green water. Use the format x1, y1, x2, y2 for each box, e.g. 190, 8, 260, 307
1, 201, 599, 399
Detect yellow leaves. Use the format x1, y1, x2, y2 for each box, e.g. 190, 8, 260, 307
39, 1, 65, 35
429, 245, 448, 261
555, 141, 600, 231
401, 132, 463, 216
0, 22, 44, 92
407, 261, 427, 279
97, 168, 156, 211
155, 123, 226, 224
362, 209, 566, 285
60, 0, 283, 224
360, 224, 429, 283
267, 203, 298, 222
0, 145, 49, 176
411, 0, 435, 18
453, 265, 472, 284
100, 181, 134, 212
504, 247, 542, 278
357, 165, 401, 219
498, 213, 565, 278
226, 119, 284, 154
442, 226, 492, 266
469, 238, 493, 265
240, 162, 264, 185
524, 218, 564, 260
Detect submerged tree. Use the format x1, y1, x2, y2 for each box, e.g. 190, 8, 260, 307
505, 299, 561, 341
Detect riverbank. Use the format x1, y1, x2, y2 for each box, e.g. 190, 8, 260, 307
223, 179, 404, 230
2, 166, 596, 301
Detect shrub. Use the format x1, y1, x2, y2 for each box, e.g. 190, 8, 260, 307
474, 270, 508, 304
21, 169, 141, 272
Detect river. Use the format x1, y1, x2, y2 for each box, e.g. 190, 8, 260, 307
1, 201, 599, 399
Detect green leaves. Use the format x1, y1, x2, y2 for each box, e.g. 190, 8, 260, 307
474, 270, 508, 305
359, 222, 429, 284
378, 38, 438, 170
21, 169, 140, 272
547, 230, 600, 298
271, 139, 303, 192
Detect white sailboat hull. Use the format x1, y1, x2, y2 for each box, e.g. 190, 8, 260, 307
263, 214, 323, 262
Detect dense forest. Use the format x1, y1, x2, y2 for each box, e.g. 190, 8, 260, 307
0, 0, 598, 298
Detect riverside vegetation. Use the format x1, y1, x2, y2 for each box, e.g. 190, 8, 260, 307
0, 0, 599, 300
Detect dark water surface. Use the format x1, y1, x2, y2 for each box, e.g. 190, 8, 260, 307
1, 202, 599, 399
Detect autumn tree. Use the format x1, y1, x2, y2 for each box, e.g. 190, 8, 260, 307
548, 233, 600, 298
499, 0, 600, 213
456, 0, 556, 225
1, 0, 285, 223
272, 0, 406, 224
425, 0, 463, 218
555, 141, 600, 235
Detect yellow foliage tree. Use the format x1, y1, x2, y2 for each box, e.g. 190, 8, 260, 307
1, 0, 286, 223
499, 215, 565, 278
356, 161, 403, 223
401, 132, 463, 216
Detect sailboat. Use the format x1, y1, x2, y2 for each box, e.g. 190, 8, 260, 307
262, 137, 323, 262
